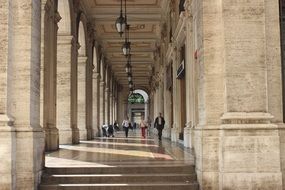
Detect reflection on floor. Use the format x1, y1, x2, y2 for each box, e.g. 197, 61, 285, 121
46, 130, 194, 166
41, 130, 199, 190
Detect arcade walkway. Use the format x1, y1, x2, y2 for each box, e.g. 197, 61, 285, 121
41, 130, 198, 190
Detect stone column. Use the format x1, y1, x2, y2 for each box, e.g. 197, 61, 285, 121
92, 72, 100, 137
158, 80, 164, 114
144, 101, 149, 120
99, 80, 105, 130
110, 92, 114, 125
77, 55, 88, 140
41, 0, 60, 151
57, 35, 77, 144
114, 97, 118, 123
0, 1, 16, 188
192, 0, 283, 189
0, 0, 44, 188
105, 87, 110, 124
86, 37, 94, 140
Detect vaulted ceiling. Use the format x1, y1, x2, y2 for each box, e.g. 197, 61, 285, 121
81, 0, 167, 90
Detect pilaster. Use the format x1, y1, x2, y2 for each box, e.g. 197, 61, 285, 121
193, 0, 283, 189
0, 1, 15, 188
0, 0, 45, 189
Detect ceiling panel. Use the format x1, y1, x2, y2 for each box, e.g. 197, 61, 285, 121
81, 0, 165, 90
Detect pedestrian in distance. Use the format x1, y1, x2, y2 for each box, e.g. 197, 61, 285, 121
154, 112, 165, 141
122, 116, 130, 138
140, 117, 148, 139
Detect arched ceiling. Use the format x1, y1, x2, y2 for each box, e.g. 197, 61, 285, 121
81, 0, 168, 90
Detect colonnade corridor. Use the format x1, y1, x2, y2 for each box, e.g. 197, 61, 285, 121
40, 129, 198, 190
2, 0, 285, 189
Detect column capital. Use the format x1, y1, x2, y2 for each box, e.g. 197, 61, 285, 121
92, 72, 100, 80
100, 80, 105, 86
57, 34, 73, 45
43, 0, 52, 12
54, 11, 62, 24
78, 56, 88, 64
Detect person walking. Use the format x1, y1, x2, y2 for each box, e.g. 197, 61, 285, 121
122, 117, 130, 138
140, 117, 148, 139
154, 112, 165, 141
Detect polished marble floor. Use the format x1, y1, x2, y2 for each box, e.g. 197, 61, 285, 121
45, 129, 195, 168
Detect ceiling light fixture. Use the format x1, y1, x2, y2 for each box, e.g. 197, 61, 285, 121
115, 0, 126, 36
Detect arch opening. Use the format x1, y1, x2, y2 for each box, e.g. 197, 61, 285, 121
58, 0, 71, 35
127, 89, 150, 125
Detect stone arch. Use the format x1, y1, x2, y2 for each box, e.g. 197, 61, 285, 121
77, 13, 88, 56
133, 89, 149, 103
58, 0, 71, 35
127, 89, 150, 121
93, 46, 99, 72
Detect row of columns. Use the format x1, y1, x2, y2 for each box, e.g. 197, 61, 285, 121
40, 0, 120, 151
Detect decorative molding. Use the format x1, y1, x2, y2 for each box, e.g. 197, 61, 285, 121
92, 72, 100, 80
44, 0, 52, 12
221, 112, 274, 124
54, 11, 62, 24
78, 55, 88, 64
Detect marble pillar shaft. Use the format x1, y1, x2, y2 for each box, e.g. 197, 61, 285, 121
57, 35, 74, 144
41, 0, 60, 151
99, 81, 105, 128
77, 56, 87, 140
0, 0, 44, 189
110, 93, 114, 124
92, 72, 100, 137
105, 88, 110, 124
192, 0, 283, 189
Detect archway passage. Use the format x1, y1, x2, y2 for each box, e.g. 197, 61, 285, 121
128, 92, 146, 124
127, 89, 149, 124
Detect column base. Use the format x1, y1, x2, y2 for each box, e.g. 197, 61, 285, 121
44, 127, 59, 151
194, 123, 283, 190
58, 128, 73, 144
87, 127, 93, 140
15, 127, 45, 190
78, 129, 87, 140
92, 126, 100, 138
0, 122, 16, 190
72, 127, 80, 144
